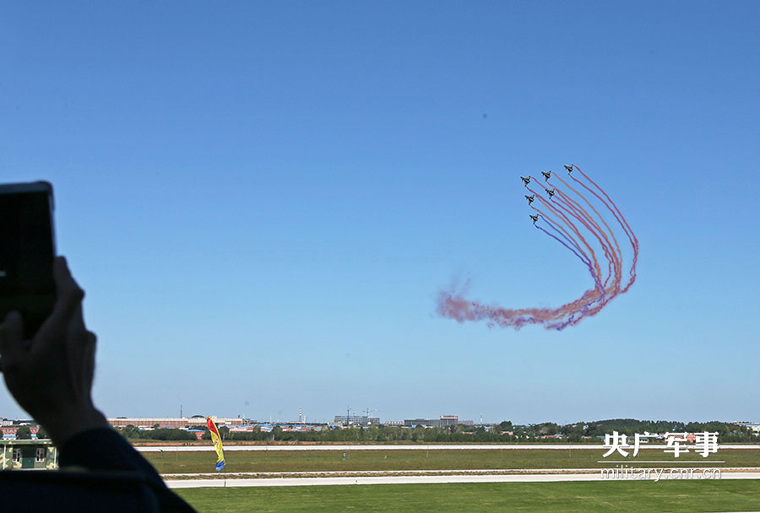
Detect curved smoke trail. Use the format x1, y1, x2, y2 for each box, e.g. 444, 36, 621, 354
437, 164, 638, 331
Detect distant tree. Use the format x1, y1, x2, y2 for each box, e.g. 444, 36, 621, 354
148, 429, 196, 441
561, 422, 584, 442
537, 422, 560, 435
119, 425, 142, 439
16, 426, 32, 440
36, 426, 50, 440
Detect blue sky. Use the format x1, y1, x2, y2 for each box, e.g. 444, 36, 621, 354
1, 1, 759, 425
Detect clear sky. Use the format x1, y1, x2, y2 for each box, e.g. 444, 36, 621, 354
1, 1, 759, 425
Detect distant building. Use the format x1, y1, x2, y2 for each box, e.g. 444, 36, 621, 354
1, 440, 57, 470
333, 415, 380, 427
280, 424, 323, 432
107, 416, 246, 429
1, 426, 39, 439
734, 422, 760, 434
404, 415, 466, 428
438, 415, 459, 427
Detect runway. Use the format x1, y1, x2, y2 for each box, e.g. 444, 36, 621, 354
167, 470, 760, 488
151, 443, 760, 489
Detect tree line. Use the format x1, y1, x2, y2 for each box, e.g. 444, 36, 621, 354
112, 419, 758, 444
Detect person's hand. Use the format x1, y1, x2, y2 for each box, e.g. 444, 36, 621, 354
0, 256, 108, 446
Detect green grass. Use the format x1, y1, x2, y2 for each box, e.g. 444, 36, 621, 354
176, 480, 760, 513
145, 448, 759, 474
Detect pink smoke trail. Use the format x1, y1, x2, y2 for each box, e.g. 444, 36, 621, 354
569, 165, 639, 293
437, 165, 638, 331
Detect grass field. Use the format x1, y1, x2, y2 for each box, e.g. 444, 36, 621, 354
176, 480, 760, 513
145, 448, 759, 474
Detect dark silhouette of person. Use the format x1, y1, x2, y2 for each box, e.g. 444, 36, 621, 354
0, 257, 196, 512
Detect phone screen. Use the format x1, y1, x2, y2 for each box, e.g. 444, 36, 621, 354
0, 182, 56, 338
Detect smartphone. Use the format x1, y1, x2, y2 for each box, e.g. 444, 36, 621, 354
0, 182, 56, 339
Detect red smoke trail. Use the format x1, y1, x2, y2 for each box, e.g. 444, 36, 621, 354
529, 193, 588, 262
526, 180, 601, 282
569, 165, 639, 293
535, 188, 612, 327
549, 178, 621, 293
549, 185, 615, 289
528, 178, 614, 305
437, 165, 638, 331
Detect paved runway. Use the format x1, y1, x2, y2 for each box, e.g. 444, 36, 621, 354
152, 443, 760, 489
167, 471, 760, 488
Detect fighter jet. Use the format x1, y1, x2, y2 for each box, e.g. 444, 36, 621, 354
564, 164, 573, 173
525, 194, 535, 205
521, 176, 531, 186
529, 214, 539, 224
541, 170, 552, 180
545, 188, 555, 198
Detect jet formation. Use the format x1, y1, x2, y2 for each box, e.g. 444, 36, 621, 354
520, 173, 557, 226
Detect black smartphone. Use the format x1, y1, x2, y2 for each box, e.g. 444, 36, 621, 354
0, 182, 56, 339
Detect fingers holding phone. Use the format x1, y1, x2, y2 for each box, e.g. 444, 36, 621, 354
0, 183, 107, 443
0, 255, 106, 445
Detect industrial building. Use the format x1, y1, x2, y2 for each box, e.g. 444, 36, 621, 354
404, 415, 466, 428
107, 416, 247, 429
333, 415, 380, 427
